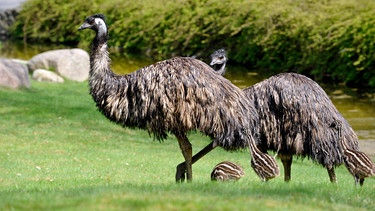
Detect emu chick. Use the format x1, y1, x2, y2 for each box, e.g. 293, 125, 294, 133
211, 161, 245, 182
344, 148, 375, 186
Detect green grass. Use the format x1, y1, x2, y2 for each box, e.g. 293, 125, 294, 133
0, 81, 374, 211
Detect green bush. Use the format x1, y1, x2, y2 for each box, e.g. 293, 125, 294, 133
11, 0, 375, 89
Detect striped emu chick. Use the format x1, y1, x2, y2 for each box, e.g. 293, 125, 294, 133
211, 161, 245, 182
244, 129, 280, 181
331, 120, 375, 186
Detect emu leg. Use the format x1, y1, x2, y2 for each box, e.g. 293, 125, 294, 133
354, 176, 360, 186
359, 178, 364, 186
176, 135, 193, 182
176, 141, 216, 182
327, 167, 337, 183
278, 153, 293, 182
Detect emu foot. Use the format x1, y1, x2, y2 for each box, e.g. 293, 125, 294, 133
284, 175, 291, 182
175, 162, 186, 182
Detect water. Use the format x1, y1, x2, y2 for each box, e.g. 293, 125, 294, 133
0, 0, 26, 10
2, 41, 375, 146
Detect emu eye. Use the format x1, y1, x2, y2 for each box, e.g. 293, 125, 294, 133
86, 17, 95, 24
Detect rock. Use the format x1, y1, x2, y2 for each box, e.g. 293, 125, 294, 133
10, 58, 28, 65
0, 58, 30, 88
32, 69, 64, 83
28, 48, 89, 82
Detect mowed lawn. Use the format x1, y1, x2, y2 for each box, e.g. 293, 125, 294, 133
0, 81, 374, 211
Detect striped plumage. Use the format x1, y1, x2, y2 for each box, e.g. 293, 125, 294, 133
244, 129, 280, 181
78, 14, 260, 182
211, 161, 245, 181
344, 148, 375, 186
331, 120, 375, 186
210, 49, 359, 183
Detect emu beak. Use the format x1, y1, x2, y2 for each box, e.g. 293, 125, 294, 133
78, 22, 91, 30
210, 58, 219, 66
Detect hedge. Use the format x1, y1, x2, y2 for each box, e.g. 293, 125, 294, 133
11, 0, 375, 89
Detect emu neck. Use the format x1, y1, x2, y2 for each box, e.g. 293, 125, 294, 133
88, 31, 122, 111
90, 32, 111, 76
216, 63, 226, 75
248, 138, 258, 160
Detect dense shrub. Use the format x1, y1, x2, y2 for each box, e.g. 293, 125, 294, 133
10, 0, 375, 89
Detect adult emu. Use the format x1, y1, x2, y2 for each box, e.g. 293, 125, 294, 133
210, 49, 359, 182
78, 14, 259, 182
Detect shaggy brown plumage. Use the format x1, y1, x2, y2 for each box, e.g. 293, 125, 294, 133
78, 14, 259, 182
211, 161, 245, 181
210, 49, 359, 182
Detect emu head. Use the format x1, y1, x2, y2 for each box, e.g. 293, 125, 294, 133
209, 49, 228, 75
78, 14, 107, 37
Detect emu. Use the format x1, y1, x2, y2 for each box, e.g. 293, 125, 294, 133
330, 120, 375, 186
210, 49, 359, 182
244, 128, 280, 181
211, 161, 245, 181
78, 14, 260, 182
210, 49, 228, 75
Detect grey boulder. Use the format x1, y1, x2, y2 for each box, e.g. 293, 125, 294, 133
28, 48, 89, 82
0, 58, 30, 88
32, 69, 64, 83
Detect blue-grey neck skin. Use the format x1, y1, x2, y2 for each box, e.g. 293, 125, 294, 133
95, 18, 108, 41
